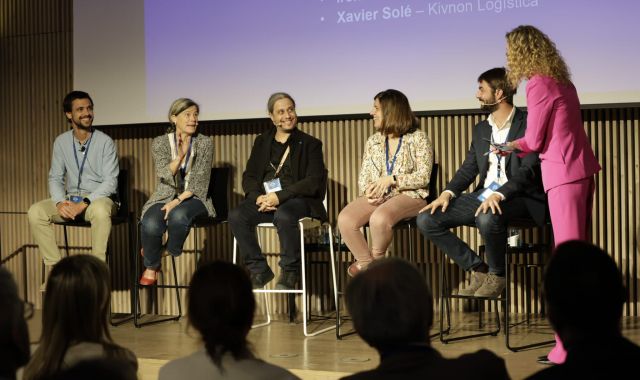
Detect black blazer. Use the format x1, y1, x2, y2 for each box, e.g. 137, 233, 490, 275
445, 108, 547, 225
242, 126, 328, 221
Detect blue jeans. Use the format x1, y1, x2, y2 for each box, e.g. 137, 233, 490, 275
416, 192, 530, 275
140, 198, 207, 269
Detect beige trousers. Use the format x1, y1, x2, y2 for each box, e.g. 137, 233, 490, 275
337, 194, 427, 264
27, 198, 116, 265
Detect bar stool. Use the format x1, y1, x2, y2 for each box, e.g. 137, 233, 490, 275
336, 164, 439, 339
438, 218, 555, 351
52, 169, 134, 326
232, 195, 338, 337
133, 167, 230, 327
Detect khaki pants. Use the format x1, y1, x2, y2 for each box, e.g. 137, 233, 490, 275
27, 198, 116, 265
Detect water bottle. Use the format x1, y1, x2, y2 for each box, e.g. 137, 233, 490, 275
508, 228, 521, 247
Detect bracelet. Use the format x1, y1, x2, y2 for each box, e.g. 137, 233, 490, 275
175, 198, 183, 204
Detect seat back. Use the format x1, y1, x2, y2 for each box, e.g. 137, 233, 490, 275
426, 163, 439, 204
207, 167, 230, 221
114, 169, 129, 220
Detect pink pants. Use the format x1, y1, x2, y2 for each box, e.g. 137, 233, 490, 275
337, 195, 427, 264
546, 176, 596, 364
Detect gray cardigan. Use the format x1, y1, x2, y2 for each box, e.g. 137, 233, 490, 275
141, 133, 215, 218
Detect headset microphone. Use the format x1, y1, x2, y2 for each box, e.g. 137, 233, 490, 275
480, 96, 506, 107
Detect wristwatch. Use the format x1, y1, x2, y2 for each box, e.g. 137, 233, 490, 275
82, 197, 91, 206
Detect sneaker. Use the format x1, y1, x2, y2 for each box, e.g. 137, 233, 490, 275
457, 271, 487, 296
474, 273, 506, 298
40, 265, 54, 292
275, 271, 300, 290
250, 269, 275, 289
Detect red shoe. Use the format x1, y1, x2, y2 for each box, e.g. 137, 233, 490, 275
347, 262, 368, 277
139, 268, 160, 286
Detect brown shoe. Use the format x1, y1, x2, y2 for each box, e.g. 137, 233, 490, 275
458, 271, 487, 296
474, 273, 506, 298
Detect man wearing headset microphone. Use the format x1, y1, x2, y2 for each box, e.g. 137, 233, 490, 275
28, 91, 119, 290
417, 68, 547, 298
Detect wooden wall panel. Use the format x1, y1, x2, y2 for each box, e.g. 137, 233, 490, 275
2, 0, 640, 319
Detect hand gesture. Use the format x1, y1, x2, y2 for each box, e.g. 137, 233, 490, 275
366, 197, 386, 206
365, 176, 394, 199
161, 199, 181, 220
475, 193, 503, 216
256, 193, 280, 212
419, 192, 452, 214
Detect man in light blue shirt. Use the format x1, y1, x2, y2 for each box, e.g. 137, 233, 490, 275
28, 91, 119, 284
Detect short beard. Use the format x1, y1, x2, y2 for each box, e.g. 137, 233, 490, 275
480, 103, 499, 113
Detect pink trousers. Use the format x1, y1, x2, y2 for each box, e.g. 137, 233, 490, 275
337, 195, 426, 264
546, 176, 595, 364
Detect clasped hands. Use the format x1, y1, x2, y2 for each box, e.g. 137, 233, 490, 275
365, 175, 395, 205
56, 200, 88, 220
256, 192, 280, 212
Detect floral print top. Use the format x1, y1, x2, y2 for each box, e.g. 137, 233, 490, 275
358, 129, 433, 200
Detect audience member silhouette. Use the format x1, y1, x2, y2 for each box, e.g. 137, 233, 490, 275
23, 255, 137, 380
159, 260, 299, 380
342, 257, 510, 379
0, 268, 30, 380
527, 241, 640, 379
44, 358, 137, 380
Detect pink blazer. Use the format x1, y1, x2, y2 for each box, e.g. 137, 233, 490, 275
515, 75, 600, 192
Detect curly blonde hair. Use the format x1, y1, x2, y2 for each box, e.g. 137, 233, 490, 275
505, 25, 571, 87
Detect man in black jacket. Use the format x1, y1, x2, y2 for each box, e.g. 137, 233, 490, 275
417, 68, 547, 298
229, 92, 327, 290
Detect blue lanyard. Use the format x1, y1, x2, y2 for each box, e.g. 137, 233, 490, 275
72, 130, 94, 194
385, 136, 403, 175
174, 133, 193, 175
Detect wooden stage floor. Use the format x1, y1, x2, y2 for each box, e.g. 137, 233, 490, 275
25, 310, 640, 379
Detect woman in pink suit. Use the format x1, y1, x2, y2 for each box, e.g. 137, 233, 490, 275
504, 25, 601, 365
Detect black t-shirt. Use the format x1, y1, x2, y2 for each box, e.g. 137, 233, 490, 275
262, 138, 293, 190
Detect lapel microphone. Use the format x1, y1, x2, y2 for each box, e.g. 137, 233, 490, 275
79, 145, 86, 152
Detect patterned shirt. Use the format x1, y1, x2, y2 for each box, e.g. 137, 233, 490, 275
358, 129, 433, 199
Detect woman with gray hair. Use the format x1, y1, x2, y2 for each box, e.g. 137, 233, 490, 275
139, 98, 215, 285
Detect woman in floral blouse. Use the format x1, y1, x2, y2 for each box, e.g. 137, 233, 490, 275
338, 89, 433, 276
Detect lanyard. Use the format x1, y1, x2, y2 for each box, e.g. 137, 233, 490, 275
174, 134, 193, 175
270, 146, 291, 178
491, 133, 507, 179
72, 130, 94, 193
385, 136, 403, 175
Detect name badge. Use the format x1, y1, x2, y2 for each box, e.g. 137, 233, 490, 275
263, 178, 282, 194
67, 194, 83, 203
477, 181, 500, 201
